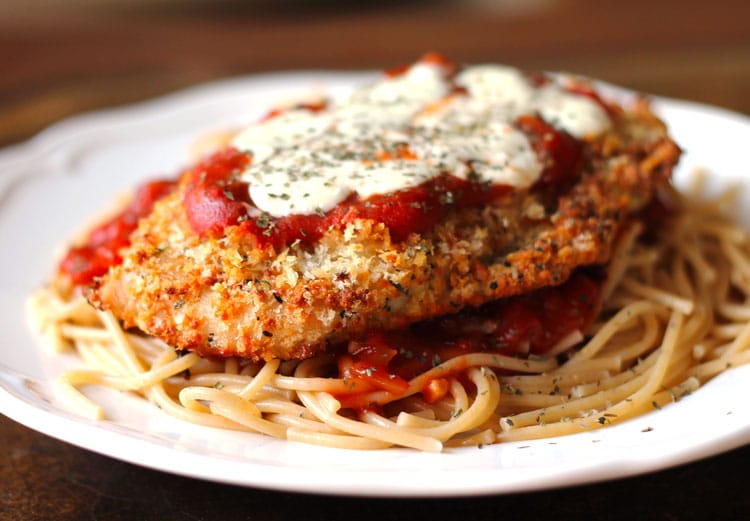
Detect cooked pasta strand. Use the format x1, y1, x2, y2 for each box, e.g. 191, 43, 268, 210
27, 188, 750, 450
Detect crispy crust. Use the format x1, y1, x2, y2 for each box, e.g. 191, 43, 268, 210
90, 102, 680, 361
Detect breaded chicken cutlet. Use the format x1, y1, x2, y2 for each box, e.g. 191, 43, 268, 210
71, 56, 680, 361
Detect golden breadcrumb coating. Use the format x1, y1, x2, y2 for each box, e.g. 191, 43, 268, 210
89, 102, 679, 361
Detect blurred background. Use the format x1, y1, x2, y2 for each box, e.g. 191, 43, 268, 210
1, 0, 748, 147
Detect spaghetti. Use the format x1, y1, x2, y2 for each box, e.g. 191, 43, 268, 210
28, 173, 750, 451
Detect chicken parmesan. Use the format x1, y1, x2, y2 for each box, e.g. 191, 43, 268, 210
33, 55, 750, 452
63, 54, 678, 362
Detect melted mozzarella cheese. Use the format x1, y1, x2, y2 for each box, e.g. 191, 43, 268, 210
231, 61, 611, 218
534, 85, 612, 138
232, 110, 333, 165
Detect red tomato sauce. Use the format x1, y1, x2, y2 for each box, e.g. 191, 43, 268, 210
182, 148, 252, 236
260, 100, 327, 122
519, 115, 583, 193
385, 51, 457, 78
59, 180, 176, 285
333, 270, 602, 409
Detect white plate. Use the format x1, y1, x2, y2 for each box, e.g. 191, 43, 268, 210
1, 72, 749, 497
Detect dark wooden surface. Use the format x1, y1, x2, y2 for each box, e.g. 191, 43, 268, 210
1, 415, 748, 520
1, 1, 749, 519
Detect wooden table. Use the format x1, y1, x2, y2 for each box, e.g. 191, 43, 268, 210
2, 1, 749, 518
